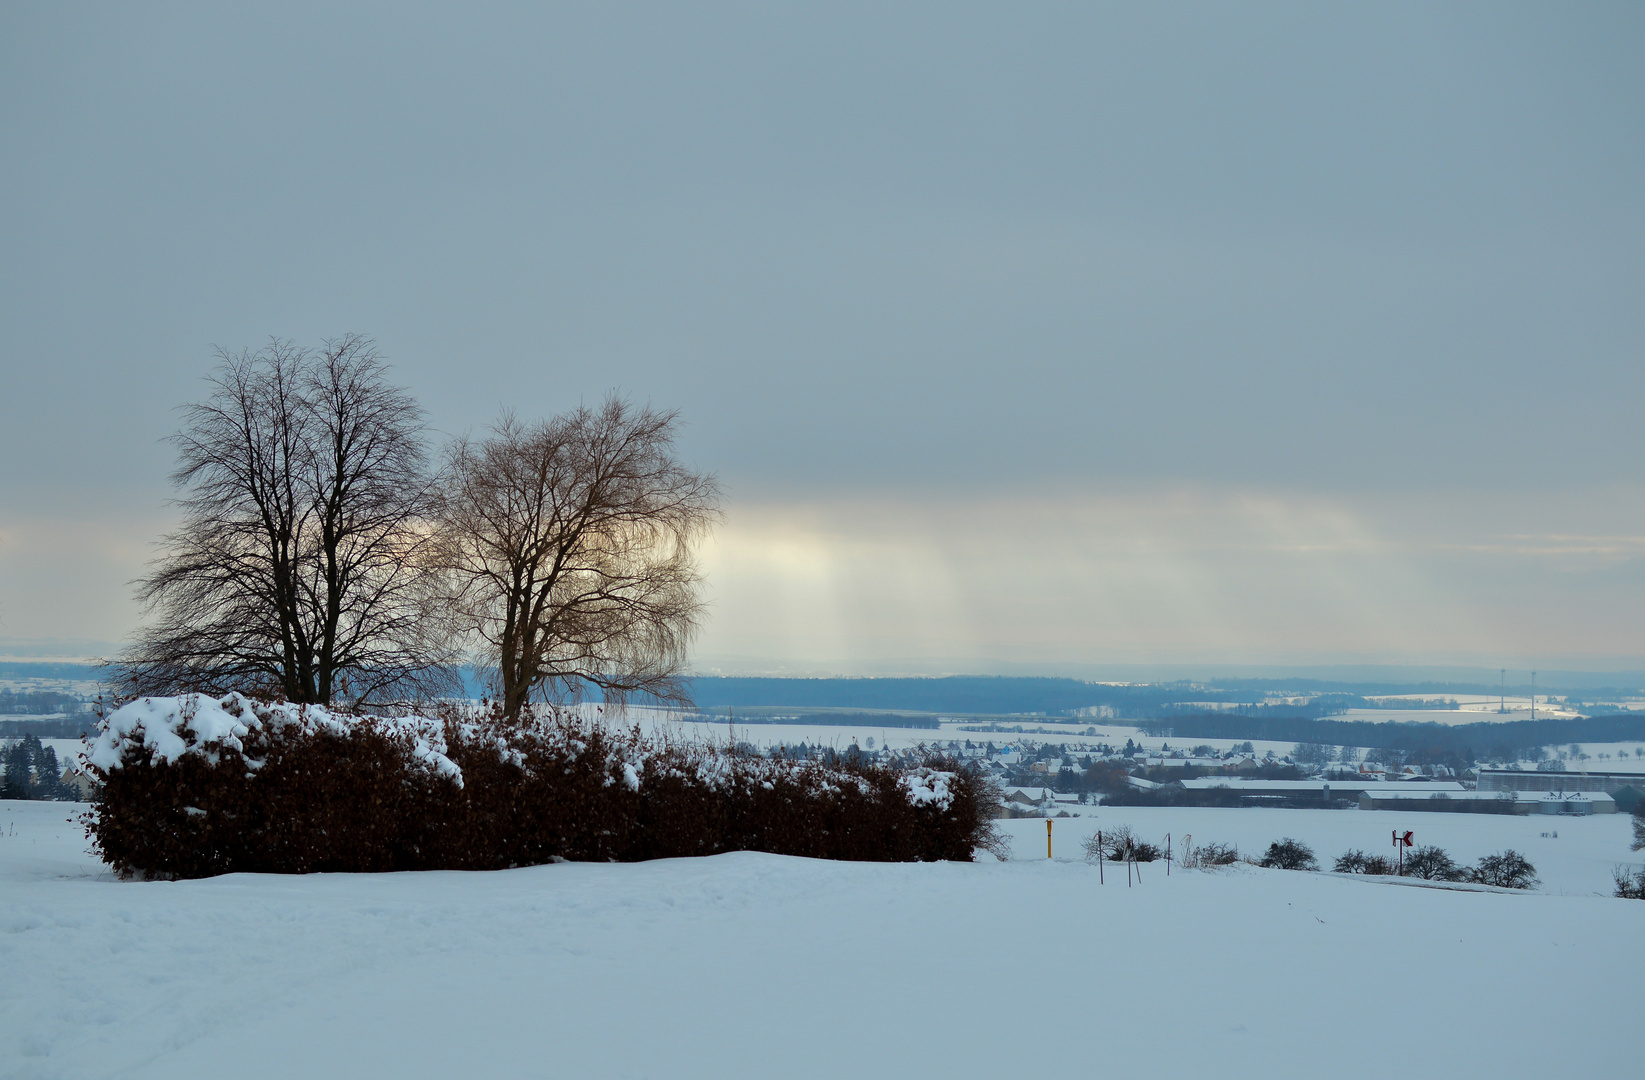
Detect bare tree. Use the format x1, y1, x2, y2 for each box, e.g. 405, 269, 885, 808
436, 397, 720, 721
112, 336, 454, 706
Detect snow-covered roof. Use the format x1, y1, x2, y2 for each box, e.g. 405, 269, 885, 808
1359, 789, 1615, 806
1175, 778, 1466, 794
1477, 766, 1645, 780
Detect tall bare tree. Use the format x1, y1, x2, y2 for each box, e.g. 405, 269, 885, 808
436, 398, 720, 721
112, 336, 453, 706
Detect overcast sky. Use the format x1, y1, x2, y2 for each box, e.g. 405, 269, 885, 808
2, 3, 1642, 672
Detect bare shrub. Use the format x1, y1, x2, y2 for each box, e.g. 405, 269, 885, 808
1403, 844, 1465, 881
1470, 849, 1539, 890
1082, 824, 1160, 862
1180, 840, 1239, 868
1334, 849, 1397, 875
1615, 865, 1645, 899
1334, 849, 1368, 873
1258, 838, 1318, 871
1081, 830, 1104, 862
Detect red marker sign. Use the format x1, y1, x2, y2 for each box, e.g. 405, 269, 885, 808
1392, 829, 1413, 874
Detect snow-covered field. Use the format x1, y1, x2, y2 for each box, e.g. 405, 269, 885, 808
625, 711, 1645, 764
3, 800, 1642, 1080
628, 713, 1307, 757
1333, 705, 1583, 725
1001, 805, 1636, 895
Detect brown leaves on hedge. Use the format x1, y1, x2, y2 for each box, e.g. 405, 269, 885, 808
87, 706, 999, 878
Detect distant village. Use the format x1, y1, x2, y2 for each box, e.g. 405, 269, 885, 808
767, 733, 1643, 820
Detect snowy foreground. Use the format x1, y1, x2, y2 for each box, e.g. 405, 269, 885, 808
3, 801, 1641, 1080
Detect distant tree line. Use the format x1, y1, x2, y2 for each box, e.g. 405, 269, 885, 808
680, 676, 1208, 715
1211, 676, 1643, 701
0, 662, 100, 681
1136, 712, 1645, 765
696, 711, 940, 729
109, 337, 719, 720
0, 689, 85, 715
0, 717, 97, 739
676, 677, 1600, 720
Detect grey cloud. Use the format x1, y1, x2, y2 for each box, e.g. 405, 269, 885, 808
2, 3, 1641, 662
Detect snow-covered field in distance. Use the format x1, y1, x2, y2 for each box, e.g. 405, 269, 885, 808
622, 711, 1210, 754
1000, 805, 1636, 896
4, 799, 1642, 1080
0, 678, 105, 697
1333, 706, 1583, 725
616, 713, 1645, 768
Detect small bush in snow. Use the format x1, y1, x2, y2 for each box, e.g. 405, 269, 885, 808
1333, 849, 1394, 875
1613, 865, 1645, 900
1333, 850, 1367, 874
1402, 844, 1465, 881
1469, 850, 1539, 890
1180, 840, 1238, 868
1258, 838, 1318, 871
1082, 824, 1160, 863
84, 694, 1005, 878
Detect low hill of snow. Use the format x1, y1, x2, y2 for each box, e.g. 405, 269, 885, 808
2, 799, 1640, 1079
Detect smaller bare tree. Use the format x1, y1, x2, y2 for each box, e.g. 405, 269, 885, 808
436, 397, 720, 721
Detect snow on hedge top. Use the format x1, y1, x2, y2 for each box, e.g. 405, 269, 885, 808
900, 766, 956, 811
85, 693, 461, 784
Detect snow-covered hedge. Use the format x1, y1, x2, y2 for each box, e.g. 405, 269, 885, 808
87, 693, 460, 781
85, 694, 999, 878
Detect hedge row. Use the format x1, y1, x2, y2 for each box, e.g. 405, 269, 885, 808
85, 696, 1001, 878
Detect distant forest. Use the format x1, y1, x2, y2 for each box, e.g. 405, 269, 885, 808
2, 667, 1640, 732
677, 676, 1638, 721
681, 676, 1361, 717
1136, 712, 1645, 761
0, 688, 85, 715
0, 687, 95, 738
693, 711, 940, 729
682, 677, 1164, 715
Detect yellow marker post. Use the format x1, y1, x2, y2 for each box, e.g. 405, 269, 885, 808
1046, 819, 1052, 859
